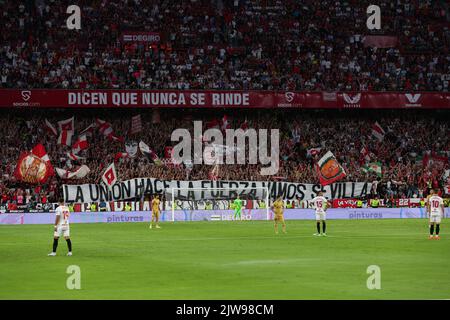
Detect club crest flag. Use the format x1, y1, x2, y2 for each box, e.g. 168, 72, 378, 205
315, 151, 346, 186
14, 144, 55, 184
101, 162, 118, 188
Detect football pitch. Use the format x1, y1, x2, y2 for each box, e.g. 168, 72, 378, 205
0, 219, 449, 300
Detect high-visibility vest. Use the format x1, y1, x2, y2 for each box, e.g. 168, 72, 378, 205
125, 204, 131, 211
357, 200, 363, 208
371, 199, 379, 208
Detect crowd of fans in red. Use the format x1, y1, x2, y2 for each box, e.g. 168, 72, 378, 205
0, 109, 449, 205
1, 0, 449, 91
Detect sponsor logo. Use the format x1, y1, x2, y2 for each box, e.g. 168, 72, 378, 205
12, 90, 40, 107
21, 90, 31, 101
405, 93, 422, 107
343, 93, 361, 108
285, 92, 294, 103
349, 212, 383, 219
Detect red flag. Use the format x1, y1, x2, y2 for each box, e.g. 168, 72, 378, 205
72, 134, 89, 152
58, 130, 73, 146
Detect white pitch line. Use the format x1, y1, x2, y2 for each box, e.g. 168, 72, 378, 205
0, 232, 446, 246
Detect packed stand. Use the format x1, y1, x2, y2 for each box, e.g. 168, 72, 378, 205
1, 0, 449, 91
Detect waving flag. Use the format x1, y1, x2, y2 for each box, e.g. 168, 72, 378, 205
56, 165, 90, 179
58, 117, 75, 131
101, 162, 118, 188
67, 151, 85, 161
139, 141, 162, 165
361, 162, 383, 177
315, 151, 346, 186
58, 130, 73, 146
371, 122, 385, 141
72, 134, 89, 153
44, 119, 57, 136
97, 118, 124, 143
14, 144, 55, 184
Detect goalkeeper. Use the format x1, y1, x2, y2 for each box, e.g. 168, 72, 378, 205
232, 195, 243, 220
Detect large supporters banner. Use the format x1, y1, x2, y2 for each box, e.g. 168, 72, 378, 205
0, 90, 449, 109
63, 178, 371, 203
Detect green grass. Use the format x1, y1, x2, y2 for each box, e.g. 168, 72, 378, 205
0, 219, 449, 300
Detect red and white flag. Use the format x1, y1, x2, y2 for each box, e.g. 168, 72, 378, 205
96, 118, 113, 136
97, 118, 124, 142
14, 144, 55, 184
56, 165, 90, 179
58, 117, 75, 131
44, 119, 57, 136
371, 122, 385, 141
58, 130, 73, 146
102, 162, 118, 188
130, 115, 142, 134
67, 151, 85, 161
72, 134, 89, 153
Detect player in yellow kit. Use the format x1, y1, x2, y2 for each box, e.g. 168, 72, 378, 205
272, 196, 286, 234
149, 195, 161, 229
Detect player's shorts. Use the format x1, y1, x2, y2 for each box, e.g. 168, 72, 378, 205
315, 212, 326, 221
429, 215, 441, 224
152, 210, 160, 218
274, 212, 284, 222
54, 225, 70, 237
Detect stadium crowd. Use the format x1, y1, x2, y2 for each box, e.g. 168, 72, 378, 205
0, 109, 449, 204
1, 0, 449, 91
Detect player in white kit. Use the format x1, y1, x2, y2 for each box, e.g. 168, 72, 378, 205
311, 192, 330, 236
48, 199, 73, 256
427, 189, 444, 240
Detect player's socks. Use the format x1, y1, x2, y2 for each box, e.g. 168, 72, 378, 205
322, 221, 326, 234
316, 222, 321, 234
436, 224, 440, 235
52, 238, 58, 253
430, 224, 435, 235
66, 239, 72, 252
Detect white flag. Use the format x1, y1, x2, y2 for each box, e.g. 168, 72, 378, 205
101, 162, 118, 188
